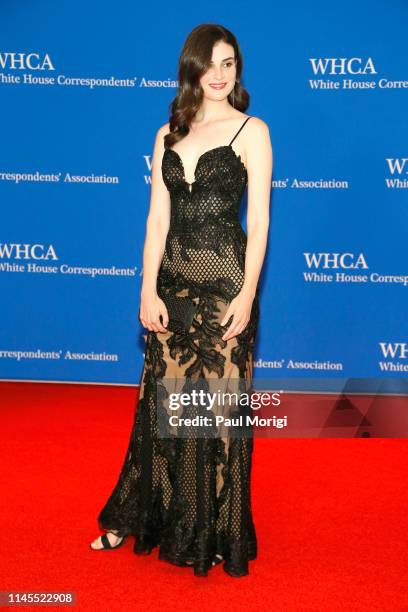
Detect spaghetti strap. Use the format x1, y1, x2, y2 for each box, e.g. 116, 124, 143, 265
228, 115, 252, 146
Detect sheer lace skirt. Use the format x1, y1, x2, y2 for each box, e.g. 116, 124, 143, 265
97, 285, 260, 577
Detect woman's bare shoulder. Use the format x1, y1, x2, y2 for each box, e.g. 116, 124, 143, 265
244, 115, 273, 166
157, 121, 170, 137
152, 122, 171, 155
247, 115, 270, 134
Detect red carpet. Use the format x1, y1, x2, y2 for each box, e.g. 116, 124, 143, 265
0, 381, 407, 611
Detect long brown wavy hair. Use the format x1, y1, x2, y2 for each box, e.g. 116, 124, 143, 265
164, 23, 250, 149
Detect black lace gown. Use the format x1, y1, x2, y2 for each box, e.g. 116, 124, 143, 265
97, 115, 260, 577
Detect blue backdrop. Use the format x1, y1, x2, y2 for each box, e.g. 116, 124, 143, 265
1, 0, 407, 394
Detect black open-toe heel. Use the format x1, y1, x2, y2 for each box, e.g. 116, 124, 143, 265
91, 532, 127, 551
184, 557, 210, 576
185, 555, 222, 576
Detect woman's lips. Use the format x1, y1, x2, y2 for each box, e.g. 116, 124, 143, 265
209, 82, 227, 89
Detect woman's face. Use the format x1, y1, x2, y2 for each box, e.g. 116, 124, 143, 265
199, 41, 237, 102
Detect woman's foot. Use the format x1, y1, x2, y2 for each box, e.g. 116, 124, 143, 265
90, 530, 124, 550
212, 554, 223, 566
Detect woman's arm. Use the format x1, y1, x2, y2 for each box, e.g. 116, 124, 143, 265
139, 122, 171, 333
221, 117, 273, 341
242, 117, 273, 297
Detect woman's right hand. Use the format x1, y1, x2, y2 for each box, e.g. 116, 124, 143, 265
139, 290, 169, 333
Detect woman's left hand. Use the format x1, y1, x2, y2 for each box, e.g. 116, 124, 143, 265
220, 288, 255, 341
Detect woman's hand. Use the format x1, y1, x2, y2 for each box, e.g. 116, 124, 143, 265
139, 290, 169, 333
220, 288, 255, 341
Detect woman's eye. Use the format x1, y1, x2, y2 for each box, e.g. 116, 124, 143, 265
206, 61, 235, 73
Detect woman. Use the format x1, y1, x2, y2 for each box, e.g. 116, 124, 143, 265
90, 22, 273, 578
